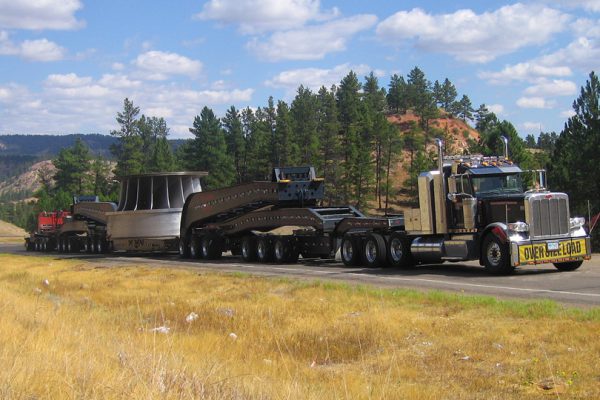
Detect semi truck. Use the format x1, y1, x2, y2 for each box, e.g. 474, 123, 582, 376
26, 138, 591, 274
177, 139, 591, 273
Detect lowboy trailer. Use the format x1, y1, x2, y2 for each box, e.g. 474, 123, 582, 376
27, 138, 591, 274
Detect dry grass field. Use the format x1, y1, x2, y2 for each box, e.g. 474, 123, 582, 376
0, 220, 27, 243
0, 254, 599, 399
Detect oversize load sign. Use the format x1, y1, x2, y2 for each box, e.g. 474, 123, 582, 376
518, 238, 587, 263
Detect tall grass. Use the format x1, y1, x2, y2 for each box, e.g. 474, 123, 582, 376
0, 254, 598, 399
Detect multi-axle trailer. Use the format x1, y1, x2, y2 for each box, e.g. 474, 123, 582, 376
26, 139, 591, 274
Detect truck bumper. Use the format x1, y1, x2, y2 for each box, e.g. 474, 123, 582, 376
509, 236, 591, 267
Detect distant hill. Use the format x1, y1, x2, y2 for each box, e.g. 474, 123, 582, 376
0, 134, 186, 158
0, 134, 117, 157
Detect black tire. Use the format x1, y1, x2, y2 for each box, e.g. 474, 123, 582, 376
482, 234, 514, 275
84, 238, 93, 253
387, 232, 414, 268
190, 237, 202, 259
95, 238, 106, 254
68, 237, 80, 253
57, 237, 64, 253
341, 234, 362, 266
256, 236, 273, 262
273, 237, 299, 263
363, 233, 387, 268
25, 239, 33, 252
241, 236, 257, 262
179, 238, 190, 258
553, 260, 583, 271
201, 234, 223, 260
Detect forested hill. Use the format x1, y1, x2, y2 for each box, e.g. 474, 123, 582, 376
0, 134, 116, 157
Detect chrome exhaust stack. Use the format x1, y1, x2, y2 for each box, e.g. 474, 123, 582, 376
435, 138, 444, 173
501, 136, 509, 159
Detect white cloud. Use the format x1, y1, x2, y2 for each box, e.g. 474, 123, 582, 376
265, 63, 374, 96
522, 122, 543, 131
479, 62, 572, 83
538, 37, 600, 72
0, 32, 66, 61
112, 62, 125, 71
487, 104, 504, 115
549, 0, 600, 12
197, 0, 337, 34
560, 109, 576, 118
248, 14, 377, 61
0, 72, 254, 137
523, 79, 577, 97
20, 38, 66, 61
0, 0, 84, 30
46, 73, 92, 87
133, 50, 202, 80
376, 4, 570, 63
571, 18, 600, 38
516, 96, 555, 109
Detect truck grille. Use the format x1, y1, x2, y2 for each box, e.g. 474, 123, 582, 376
525, 193, 569, 239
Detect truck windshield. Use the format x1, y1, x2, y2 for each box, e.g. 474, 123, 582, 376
471, 174, 524, 197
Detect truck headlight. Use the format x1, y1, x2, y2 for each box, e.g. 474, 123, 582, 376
508, 221, 529, 233
570, 217, 585, 230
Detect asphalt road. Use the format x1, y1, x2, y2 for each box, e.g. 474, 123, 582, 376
3, 242, 599, 307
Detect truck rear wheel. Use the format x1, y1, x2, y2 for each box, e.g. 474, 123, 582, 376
257, 236, 273, 262
363, 233, 387, 268
201, 234, 223, 260
482, 234, 514, 275
274, 237, 299, 263
387, 232, 414, 268
190, 237, 202, 259
553, 261, 583, 271
241, 236, 257, 262
341, 235, 362, 266
179, 238, 190, 258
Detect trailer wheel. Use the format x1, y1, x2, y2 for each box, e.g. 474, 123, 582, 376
482, 234, 514, 275
274, 237, 299, 263
553, 261, 583, 271
387, 232, 414, 268
68, 237, 80, 253
363, 233, 387, 268
201, 234, 223, 260
94, 238, 106, 254
241, 236, 257, 262
257, 236, 274, 262
190, 237, 202, 259
179, 238, 190, 258
341, 235, 362, 266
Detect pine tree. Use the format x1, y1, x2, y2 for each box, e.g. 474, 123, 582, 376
222, 106, 246, 182
274, 100, 297, 166
150, 137, 176, 172
440, 78, 458, 114
363, 72, 388, 208
549, 71, 600, 230
53, 138, 91, 195
291, 86, 319, 165
187, 106, 235, 189
387, 74, 407, 113
316, 86, 342, 204
457, 95, 474, 122
110, 98, 144, 176
407, 67, 438, 129
337, 71, 362, 204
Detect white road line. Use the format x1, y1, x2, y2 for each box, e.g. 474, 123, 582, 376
226, 263, 600, 299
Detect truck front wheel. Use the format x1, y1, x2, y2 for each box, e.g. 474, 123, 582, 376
387, 232, 414, 268
553, 261, 583, 271
482, 234, 514, 275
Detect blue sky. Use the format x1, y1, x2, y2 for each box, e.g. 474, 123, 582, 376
0, 0, 598, 138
